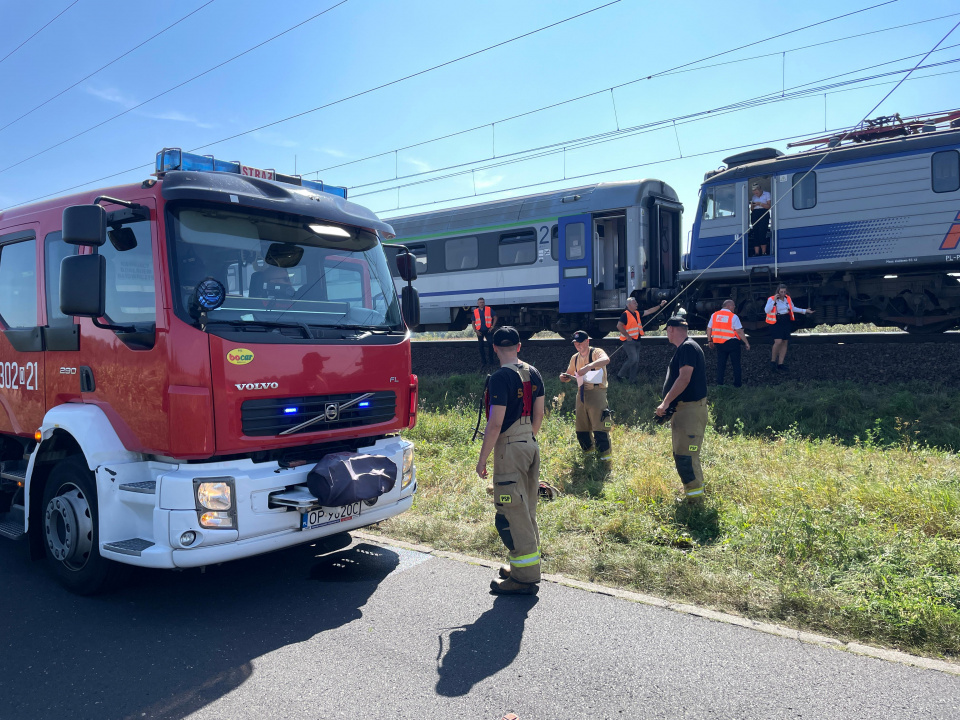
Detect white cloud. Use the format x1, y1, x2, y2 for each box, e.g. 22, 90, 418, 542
312, 146, 347, 158
140, 109, 216, 129
252, 130, 299, 149
85, 85, 139, 109
474, 175, 504, 190
403, 157, 431, 173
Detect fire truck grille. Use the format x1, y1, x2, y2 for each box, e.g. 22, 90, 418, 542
241, 391, 397, 436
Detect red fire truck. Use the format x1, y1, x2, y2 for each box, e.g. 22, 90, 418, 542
0, 148, 420, 594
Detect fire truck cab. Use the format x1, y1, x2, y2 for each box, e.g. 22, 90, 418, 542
0, 149, 420, 594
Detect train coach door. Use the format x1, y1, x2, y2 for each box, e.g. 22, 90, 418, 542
558, 214, 592, 313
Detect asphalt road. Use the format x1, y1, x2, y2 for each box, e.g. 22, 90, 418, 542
1, 535, 957, 720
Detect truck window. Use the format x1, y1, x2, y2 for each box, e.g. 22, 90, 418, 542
0, 238, 38, 328
168, 204, 402, 330
44, 232, 76, 327
99, 220, 156, 325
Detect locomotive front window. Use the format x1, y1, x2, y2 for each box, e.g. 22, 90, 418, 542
167, 203, 403, 333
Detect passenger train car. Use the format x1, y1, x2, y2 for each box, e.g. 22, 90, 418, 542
385, 180, 683, 338
683, 116, 960, 333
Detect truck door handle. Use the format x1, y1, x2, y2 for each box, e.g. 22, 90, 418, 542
79, 366, 95, 393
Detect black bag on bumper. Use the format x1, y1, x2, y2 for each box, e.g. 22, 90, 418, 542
307, 453, 397, 506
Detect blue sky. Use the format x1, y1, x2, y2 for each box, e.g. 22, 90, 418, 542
1, 0, 958, 235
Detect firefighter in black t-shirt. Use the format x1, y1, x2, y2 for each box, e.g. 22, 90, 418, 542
655, 316, 708, 503
476, 326, 546, 595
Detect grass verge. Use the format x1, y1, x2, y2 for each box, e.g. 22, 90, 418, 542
373, 375, 960, 659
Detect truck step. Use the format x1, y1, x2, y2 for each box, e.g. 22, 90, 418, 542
0, 462, 27, 483
118, 481, 156, 494
0, 504, 25, 540
103, 538, 155, 556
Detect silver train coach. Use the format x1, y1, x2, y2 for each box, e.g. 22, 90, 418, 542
385, 180, 683, 339
683, 114, 960, 333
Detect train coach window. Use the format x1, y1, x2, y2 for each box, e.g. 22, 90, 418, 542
551, 225, 559, 261
932, 150, 960, 193
701, 185, 736, 220
0, 238, 38, 328
444, 236, 478, 271
409, 244, 429, 274
792, 171, 817, 210
499, 230, 536, 265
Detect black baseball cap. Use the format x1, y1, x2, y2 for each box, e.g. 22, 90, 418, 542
572, 330, 589, 343
665, 316, 688, 327
492, 326, 520, 347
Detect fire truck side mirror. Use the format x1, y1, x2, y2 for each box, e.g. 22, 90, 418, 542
60, 254, 106, 318
401, 285, 420, 329
62, 205, 107, 246
396, 252, 418, 282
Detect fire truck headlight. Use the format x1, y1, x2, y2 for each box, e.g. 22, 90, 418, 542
196, 481, 233, 510
401, 445, 414, 489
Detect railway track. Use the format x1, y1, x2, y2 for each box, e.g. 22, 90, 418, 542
410, 333, 960, 386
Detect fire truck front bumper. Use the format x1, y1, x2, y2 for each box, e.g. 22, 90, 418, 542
97, 437, 416, 569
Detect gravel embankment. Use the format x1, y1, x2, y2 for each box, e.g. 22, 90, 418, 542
412, 337, 960, 386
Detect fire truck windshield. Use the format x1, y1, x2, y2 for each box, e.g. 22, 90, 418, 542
167, 204, 403, 333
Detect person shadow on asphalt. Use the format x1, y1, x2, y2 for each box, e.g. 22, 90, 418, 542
435, 595, 539, 697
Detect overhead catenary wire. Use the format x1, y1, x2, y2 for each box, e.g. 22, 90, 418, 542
305, 0, 930, 178
640, 17, 960, 329
0, 0, 620, 177
0, 0, 353, 176
0, 0, 81, 66
349, 54, 960, 202
0, 0, 218, 134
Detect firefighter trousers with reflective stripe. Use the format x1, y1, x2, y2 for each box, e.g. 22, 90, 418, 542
492, 421, 541, 583
671, 398, 707, 495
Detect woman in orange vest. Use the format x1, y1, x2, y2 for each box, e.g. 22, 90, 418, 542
615, 297, 667, 383
764, 284, 814, 372
472, 297, 498, 365
707, 299, 751, 387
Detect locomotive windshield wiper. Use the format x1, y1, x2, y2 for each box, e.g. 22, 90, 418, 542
203, 319, 313, 339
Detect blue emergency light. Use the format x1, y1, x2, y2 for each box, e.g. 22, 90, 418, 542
155, 148, 348, 199
358, 401, 371, 408
284, 407, 299, 414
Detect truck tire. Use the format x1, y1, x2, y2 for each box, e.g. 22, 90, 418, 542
41, 456, 124, 595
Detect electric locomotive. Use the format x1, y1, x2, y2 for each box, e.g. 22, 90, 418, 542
385, 180, 683, 339
682, 111, 960, 333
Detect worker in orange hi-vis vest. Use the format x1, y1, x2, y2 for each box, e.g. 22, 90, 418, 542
707, 299, 751, 387
764, 283, 814, 372
615, 297, 667, 383
472, 297, 498, 366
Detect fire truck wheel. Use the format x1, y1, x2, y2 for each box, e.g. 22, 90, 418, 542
41, 456, 123, 595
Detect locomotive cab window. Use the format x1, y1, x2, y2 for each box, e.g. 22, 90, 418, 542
445, 236, 478, 271
498, 230, 536, 265
701, 185, 736, 220
793, 171, 817, 210
932, 150, 960, 193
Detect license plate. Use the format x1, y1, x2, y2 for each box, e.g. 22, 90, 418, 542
300, 502, 362, 530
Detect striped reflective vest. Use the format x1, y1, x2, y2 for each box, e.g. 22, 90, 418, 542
473, 306, 493, 331
710, 309, 738, 343
765, 295, 795, 324
619, 309, 644, 341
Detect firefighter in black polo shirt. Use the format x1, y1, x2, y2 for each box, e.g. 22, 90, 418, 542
476, 326, 546, 595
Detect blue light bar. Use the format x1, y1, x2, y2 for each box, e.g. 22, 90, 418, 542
358, 401, 371, 408
284, 407, 299, 414
155, 147, 348, 198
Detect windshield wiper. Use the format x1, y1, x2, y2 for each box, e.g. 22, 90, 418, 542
204, 319, 312, 339
333, 323, 402, 334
